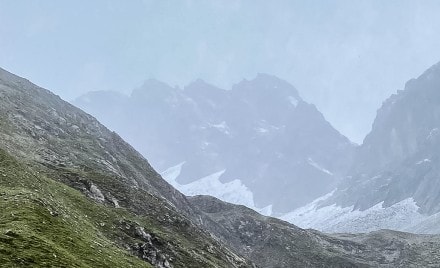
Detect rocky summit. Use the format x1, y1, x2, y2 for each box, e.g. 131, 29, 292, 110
2, 67, 440, 267
75, 74, 355, 214
283, 62, 440, 235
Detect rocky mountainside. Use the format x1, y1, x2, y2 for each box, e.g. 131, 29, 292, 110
3, 67, 440, 267
0, 67, 252, 268
284, 62, 440, 234
192, 195, 440, 267
74, 74, 355, 214
336, 62, 440, 213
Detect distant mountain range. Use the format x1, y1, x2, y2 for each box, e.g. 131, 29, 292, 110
4, 66, 440, 267
74, 74, 355, 215
75, 62, 440, 235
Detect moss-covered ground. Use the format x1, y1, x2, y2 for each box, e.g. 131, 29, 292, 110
0, 148, 152, 267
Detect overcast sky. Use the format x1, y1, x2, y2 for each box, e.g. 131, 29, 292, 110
1, 0, 440, 143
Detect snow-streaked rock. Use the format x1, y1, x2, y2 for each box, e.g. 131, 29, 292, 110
307, 157, 333, 176
75, 74, 355, 214
295, 61, 440, 234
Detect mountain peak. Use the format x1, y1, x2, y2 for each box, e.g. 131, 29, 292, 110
255, 72, 281, 80
253, 73, 292, 85
184, 78, 224, 92
131, 79, 176, 99
413, 61, 440, 86
233, 73, 302, 100
141, 78, 175, 90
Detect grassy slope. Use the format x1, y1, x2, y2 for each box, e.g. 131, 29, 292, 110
0, 148, 152, 267
0, 146, 248, 268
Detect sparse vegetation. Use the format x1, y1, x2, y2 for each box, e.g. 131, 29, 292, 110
0, 148, 152, 267
2, 67, 440, 268
0, 147, 251, 267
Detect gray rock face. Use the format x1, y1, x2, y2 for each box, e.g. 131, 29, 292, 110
325, 62, 440, 212
75, 74, 355, 213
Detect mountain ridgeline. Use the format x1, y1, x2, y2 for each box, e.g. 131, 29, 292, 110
0, 67, 252, 268
75, 74, 355, 214
283, 62, 440, 235
3, 67, 440, 267
335, 62, 440, 213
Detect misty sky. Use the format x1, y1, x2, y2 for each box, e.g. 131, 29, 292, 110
1, 0, 440, 143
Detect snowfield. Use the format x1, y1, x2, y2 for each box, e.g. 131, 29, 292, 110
281, 190, 440, 234
160, 162, 272, 216
162, 163, 440, 234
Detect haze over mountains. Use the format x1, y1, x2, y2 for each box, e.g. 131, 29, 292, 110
5, 0, 440, 266
75, 74, 355, 215
76, 61, 440, 236
5, 67, 440, 267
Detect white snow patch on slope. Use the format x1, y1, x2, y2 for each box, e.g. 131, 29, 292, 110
288, 96, 298, 107
307, 158, 333, 176
427, 128, 440, 140
416, 158, 431, 165
255, 121, 281, 135
160, 163, 272, 216
208, 121, 231, 135
257, 204, 273, 216
179, 170, 256, 209
257, 127, 269, 134
281, 191, 430, 233
160, 161, 185, 188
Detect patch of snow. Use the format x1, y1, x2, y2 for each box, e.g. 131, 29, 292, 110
427, 128, 440, 140
160, 161, 185, 188
257, 127, 269, 134
201, 141, 210, 149
288, 96, 298, 107
257, 204, 273, 216
255, 121, 281, 135
281, 192, 428, 233
307, 158, 333, 176
208, 121, 231, 135
160, 163, 272, 216
179, 170, 256, 208
416, 159, 431, 165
